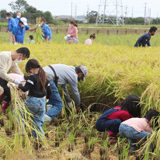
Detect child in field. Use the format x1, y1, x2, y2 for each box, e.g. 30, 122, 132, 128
95, 95, 141, 140
16, 59, 51, 138
85, 34, 96, 44
119, 109, 159, 153
28, 35, 35, 44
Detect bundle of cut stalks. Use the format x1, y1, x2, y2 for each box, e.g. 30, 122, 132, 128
35, 17, 44, 43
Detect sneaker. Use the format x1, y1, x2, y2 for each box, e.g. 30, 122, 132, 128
44, 114, 52, 123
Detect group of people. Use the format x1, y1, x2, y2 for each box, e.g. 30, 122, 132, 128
6, 12, 96, 45
96, 94, 159, 154
0, 47, 88, 138
6, 13, 52, 44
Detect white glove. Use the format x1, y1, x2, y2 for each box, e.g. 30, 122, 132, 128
35, 24, 38, 28
14, 42, 17, 45
38, 24, 42, 27
68, 102, 73, 109
14, 79, 22, 85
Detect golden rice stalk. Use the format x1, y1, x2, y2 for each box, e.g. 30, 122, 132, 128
35, 17, 44, 43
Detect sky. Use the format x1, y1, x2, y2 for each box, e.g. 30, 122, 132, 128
0, 0, 160, 18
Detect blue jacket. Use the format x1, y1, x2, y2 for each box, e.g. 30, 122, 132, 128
134, 32, 151, 47
15, 24, 30, 44
8, 17, 17, 34
15, 18, 20, 26
41, 23, 52, 40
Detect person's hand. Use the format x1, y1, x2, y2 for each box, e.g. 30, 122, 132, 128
35, 24, 38, 28
14, 79, 22, 85
15, 85, 19, 89
76, 105, 81, 111
68, 101, 73, 108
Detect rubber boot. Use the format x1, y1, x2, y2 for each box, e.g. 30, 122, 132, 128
1, 101, 9, 113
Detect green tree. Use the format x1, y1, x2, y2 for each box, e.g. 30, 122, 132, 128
86, 11, 98, 23
9, 0, 29, 12
43, 11, 54, 23
0, 10, 7, 18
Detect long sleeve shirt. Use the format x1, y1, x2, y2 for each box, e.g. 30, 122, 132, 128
19, 74, 51, 99
0, 51, 23, 82
43, 64, 80, 106
8, 17, 17, 34
134, 32, 151, 47
67, 26, 78, 39
122, 118, 153, 133
41, 23, 52, 40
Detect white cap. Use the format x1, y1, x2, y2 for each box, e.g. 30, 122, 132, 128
20, 17, 28, 26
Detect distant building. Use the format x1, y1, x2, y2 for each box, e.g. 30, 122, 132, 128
54, 15, 74, 20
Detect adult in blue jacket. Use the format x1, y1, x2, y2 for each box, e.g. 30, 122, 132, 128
35, 17, 52, 43
15, 12, 21, 26
6, 13, 17, 44
15, 17, 36, 44
134, 26, 157, 47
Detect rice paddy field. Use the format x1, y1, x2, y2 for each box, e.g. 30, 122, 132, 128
0, 32, 160, 160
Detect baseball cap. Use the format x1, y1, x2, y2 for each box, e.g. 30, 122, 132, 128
20, 17, 28, 26
77, 65, 88, 82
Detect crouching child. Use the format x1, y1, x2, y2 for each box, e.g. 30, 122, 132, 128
16, 59, 51, 138
95, 95, 141, 142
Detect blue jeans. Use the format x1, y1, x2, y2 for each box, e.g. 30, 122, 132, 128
25, 97, 45, 138
119, 124, 152, 149
46, 77, 63, 119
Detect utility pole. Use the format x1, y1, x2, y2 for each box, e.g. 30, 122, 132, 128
87, 5, 89, 14
120, 0, 124, 25
144, 3, 147, 25
102, 0, 107, 24
125, 6, 128, 18
71, 2, 73, 19
116, 0, 118, 25
75, 5, 77, 19
149, 8, 151, 25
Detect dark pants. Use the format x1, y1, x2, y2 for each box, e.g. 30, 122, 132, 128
0, 78, 11, 103
96, 118, 122, 134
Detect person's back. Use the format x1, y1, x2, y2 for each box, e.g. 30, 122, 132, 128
43, 64, 77, 85
134, 26, 157, 47
85, 39, 92, 44
41, 23, 52, 40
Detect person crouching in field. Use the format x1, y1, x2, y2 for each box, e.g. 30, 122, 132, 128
28, 35, 35, 44
95, 95, 141, 142
16, 59, 51, 138
85, 34, 96, 44
134, 26, 157, 47
66, 20, 79, 44
119, 109, 159, 154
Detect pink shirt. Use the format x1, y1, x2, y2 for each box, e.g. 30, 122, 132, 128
122, 118, 153, 133
107, 106, 133, 121
67, 26, 78, 39
85, 39, 92, 44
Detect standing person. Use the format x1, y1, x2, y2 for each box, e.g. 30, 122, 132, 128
16, 59, 51, 138
66, 20, 79, 44
5, 13, 17, 44
15, 12, 21, 26
85, 34, 96, 44
15, 17, 36, 44
95, 95, 141, 141
134, 26, 157, 47
119, 109, 159, 154
0, 47, 30, 113
43, 64, 88, 122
